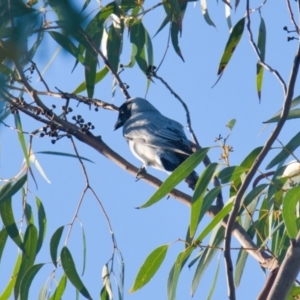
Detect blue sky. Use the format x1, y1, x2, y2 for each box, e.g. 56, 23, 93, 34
1, 0, 299, 299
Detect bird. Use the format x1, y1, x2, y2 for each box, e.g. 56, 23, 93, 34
114, 97, 198, 189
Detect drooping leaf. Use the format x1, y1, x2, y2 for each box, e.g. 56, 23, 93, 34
79, 222, 87, 275
14, 114, 30, 167
48, 31, 85, 64
153, 15, 170, 37
50, 226, 64, 267
0, 198, 23, 250
200, 0, 216, 27
282, 186, 300, 238
171, 21, 184, 61
14, 224, 38, 299
190, 163, 219, 238
0, 254, 22, 299
191, 226, 225, 296
167, 246, 194, 300
234, 225, 255, 287
130, 245, 169, 292
106, 22, 122, 73
217, 17, 245, 75
35, 151, 94, 163
267, 132, 300, 169
61, 246, 92, 299
206, 256, 220, 300
19, 263, 44, 300
256, 16, 266, 101
49, 274, 67, 300
36, 197, 47, 254
138, 148, 209, 208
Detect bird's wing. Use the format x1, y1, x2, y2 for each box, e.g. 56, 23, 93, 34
123, 114, 192, 155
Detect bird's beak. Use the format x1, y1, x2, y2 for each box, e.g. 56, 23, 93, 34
114, 118, 123, 131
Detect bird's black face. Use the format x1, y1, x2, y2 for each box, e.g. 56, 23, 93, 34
114, 102, 132, 130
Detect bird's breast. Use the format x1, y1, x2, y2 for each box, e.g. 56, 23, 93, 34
128, 140, 166, 171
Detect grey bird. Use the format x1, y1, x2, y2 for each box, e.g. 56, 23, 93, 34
114, 97, 198, 189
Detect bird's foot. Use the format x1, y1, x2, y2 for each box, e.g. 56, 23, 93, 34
136, 166, 147, 181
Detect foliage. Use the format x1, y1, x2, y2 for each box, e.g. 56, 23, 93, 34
1, 0, 300, 300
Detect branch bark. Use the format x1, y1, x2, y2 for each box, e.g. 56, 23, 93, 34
267, 231, 300, 300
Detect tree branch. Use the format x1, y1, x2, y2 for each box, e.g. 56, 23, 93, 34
224, 3, 300, 299
267, 231, 300, 300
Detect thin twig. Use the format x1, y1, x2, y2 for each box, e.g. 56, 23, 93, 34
79, 29, 131, 100
247, 4, 287, 93
31, 60, 50, 92
224, 2, 300, 300
286, 0, 300, 34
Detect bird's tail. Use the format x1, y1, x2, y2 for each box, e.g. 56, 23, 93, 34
185, 171, 199, 190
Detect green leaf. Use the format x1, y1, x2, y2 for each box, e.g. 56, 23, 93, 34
84, 29, 102, 98
167, 246, 194, 300
79, 222, 87, 275
200, 0, 216, 27
218, 166, 248, 184
48, 31, 85, 64
217, 17, 245, 75
265, 108, 300, 123
138, 148, 209, 208
61, 246, 92, 300
238, 184, 268, 216
234, 226, 255, 287
287, 285, 300, 300
198, 187, 222, 224
14, 224, 38, 299
35, 151, 94, 163
130, 245, 169, 292
256, 17, 266, 101
49, 274, 67, 300
191, 226, 225, 296
36, 197, 47, 254
107, 23, 122, 73
14, 114, 30, 167
264, 96, 300, 123
0, 198, 23, 250
73, 66, 109, 94
282, 186, 300, 238
171, 21, 184, 61
100, 286, 110, 300
19, 264, 44, 300
0, 254, 22, 299
226, 119, 236, 131
196, 200, 234, 243
267, 132, 300, 169
190, 163, 219, 238
240, 147, 263, 169
50, 226, 64, 267
207, 257, 220, 300
0, 175, 27, 204
24, 202, 34, 224
0, 228, 8, 263
153, 15, 170, 37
